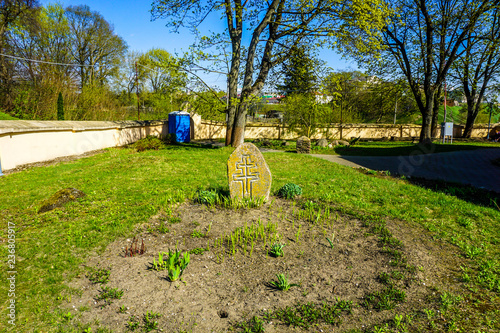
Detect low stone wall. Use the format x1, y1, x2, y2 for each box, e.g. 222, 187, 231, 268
0, 120, 168, 171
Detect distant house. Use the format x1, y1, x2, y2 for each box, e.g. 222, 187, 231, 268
261, 94, 284, 104
314, 92, 333, 104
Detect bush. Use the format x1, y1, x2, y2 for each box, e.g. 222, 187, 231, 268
135, 136, 164, 152
57, 92, 64, 120
277, 183, 303, 199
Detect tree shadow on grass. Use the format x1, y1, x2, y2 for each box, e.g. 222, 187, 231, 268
162, 141, 225, 151
334, 143, 497, 157
405, 177, 499, 210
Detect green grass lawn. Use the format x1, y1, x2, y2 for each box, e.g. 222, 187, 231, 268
0, 142, 499, 332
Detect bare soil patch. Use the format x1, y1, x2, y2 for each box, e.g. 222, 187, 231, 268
2, 149, 107, 175
65, 198, 465, 332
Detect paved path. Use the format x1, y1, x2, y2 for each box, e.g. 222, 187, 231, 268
311, 148, 500, 193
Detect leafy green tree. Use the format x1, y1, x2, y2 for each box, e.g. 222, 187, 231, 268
277, 45, 318, 96
284, 94, 330, 138
139, 48, 187, 94
138, 48, 188, 115
357, 0, 497, 143
151, 0, 389, 147
322, 70, 366, 124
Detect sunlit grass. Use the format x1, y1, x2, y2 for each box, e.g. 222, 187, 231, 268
0, 143, 498, 331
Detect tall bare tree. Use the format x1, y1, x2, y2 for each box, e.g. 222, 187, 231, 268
368, 0, 497, 143
151, 0, 388, 147
449, 6, 500, 138
65, 5, 127, 89
0, 0, 38, 111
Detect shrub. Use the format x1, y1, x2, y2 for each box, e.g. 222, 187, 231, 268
135, 136, 164, 152
57, 92, 64, 120
277, 183, 303, 199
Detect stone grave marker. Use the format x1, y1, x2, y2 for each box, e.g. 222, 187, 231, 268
228, 142, 272, 201
296, 136, 311, 154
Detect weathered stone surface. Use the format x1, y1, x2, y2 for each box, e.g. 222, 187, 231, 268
337, 140, 350, 146
296, 136, 311, 154
316, 138, 328, 147
228, 143, 272, 201
38, 188, 86, 213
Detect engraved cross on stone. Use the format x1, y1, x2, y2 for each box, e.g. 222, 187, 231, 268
233, 155, 260, 197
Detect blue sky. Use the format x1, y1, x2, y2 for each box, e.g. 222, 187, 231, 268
41, 0, 358, 89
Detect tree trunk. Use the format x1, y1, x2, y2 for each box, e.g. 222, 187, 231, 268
225, 104, 236, 146
430, 85, 442, 138
462, 114, 475, 138
462, 102, 480, 138
430, 104, 440, 138
231, 101, 248, 147
419, 93, 435, 144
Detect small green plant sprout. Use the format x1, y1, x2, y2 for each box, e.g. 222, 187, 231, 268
126, 315, 140, 331
277, 183, 303, 199
156, 223, 169, 234
189, 247, 208, 255
62, 311, 73, 321
269, 243, 285, 257
125, 237, 146, 257
423, 308, 435, 320
303, 200, 318, 210
268, 273, 299, 291
440, 292, 463, 311
168, 216, 182, 224
393, 314, 404, 328
191, 229, 205, 238
87, 266, 111, 284
143, 311, 161, 331
96, 286, 124, 305
153, 250, 190, 281
326, 232, 335, 248
372, 323, 390, 333
119, 305, 127, 313
196, 190, 219, 205
151, 251, 169, 271
233, 316, 264, 333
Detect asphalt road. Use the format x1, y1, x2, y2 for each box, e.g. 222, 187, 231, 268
311, 148, 500, 193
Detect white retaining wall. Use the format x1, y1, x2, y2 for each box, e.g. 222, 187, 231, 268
1, 117, 497, 172
0, 120, 168, 171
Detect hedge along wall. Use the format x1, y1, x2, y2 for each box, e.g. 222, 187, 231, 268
0, 120, 168, 171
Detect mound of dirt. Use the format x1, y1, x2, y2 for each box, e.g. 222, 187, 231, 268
64, 198, 465, 332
